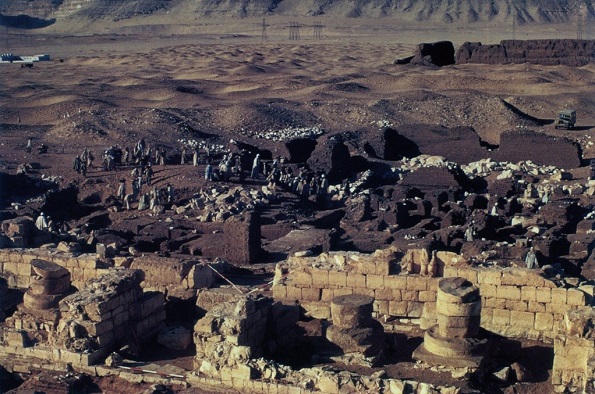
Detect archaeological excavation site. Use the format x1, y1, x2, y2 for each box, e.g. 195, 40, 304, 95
1, 0, 595, 392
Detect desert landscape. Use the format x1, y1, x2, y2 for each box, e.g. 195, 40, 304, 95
1, 1, 595, 393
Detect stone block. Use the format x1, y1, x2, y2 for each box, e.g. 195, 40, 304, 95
346, 273, 366, 288
384, 275, 407, 289
419, 290, 436, 302
389, 301, 408, 316
292, 270, 313, 287
366, 274, 384, 289
505, 300, 528, 312
535, 312, 554, 331
374, 288, 394, 300
301, 287, 321, 302
551, 288, 568, 305
273, 285, 287, 299
536, 288, 551, 303
497, 285, 521, 300
456, 269, 478, 284
521, 287, 536, 302
477, 270, 502, 285
481, 307, 493, 325
492, 309, 510, 326
546, 303, 570, 315
401, 290, 419, 302
321, 289, 335, 302
311, 269, 329, 287
375, 300, 389, 315
527, 301, 546, 313
566, 289, 586, 306
510, 310, 535, 328
480, 284, 497, 298
407, 302, 424, 318
327, 271, 347, 288
407, 276, 428, 291
285, 285, 302, 301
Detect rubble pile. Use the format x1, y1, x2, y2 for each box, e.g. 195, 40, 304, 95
239, 125, 324, 141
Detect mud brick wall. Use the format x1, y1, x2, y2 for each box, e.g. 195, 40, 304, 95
58, 269, 166, 353
223, 212, 261, 265
493, 130, 582, 169
0, 249, 110, 290
456, 39, 595, 66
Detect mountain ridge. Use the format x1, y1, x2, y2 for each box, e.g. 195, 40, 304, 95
1, 0, 593, 27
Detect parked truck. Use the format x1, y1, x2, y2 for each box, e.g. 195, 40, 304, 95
555, 109, 576, 129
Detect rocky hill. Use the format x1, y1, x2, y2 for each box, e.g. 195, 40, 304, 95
1, 0, 593, 28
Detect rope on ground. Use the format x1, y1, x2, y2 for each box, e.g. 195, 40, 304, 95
207, 264, 245, 294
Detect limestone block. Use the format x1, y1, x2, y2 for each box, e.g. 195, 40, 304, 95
328, 271, 347, 288
31, 259, 69, 279
477, 270, 502, 285
535, 312, 554, 331
302, 287, 321, 302
321, 289, 335, 302
346, 273, 366, 288
311, 270, 329, 287
505, 300, 528, 312
285, 285, 302, 301
510, 310, 535, 328
566, 289, 586, 306
384, 275, 407, 290
551, 288, 568, 305
292, 269, 313, 287
437, 277, 479, 303
536, 288, 552, 303
419, 291, 436, 302
492, 309, 510, 326
401, 290, 419, 302
563, 307, 595, 337
366, 274, 384, 290
480, 284, 497, 298
521, 287, 537, 302
388, 301, 408, 316
528, 301, 546, 313
497, 285, 521, 301
272, 284, 287, 299
407, 276, 428, 291
423, 325, 487, 358
406, 302, 424, 318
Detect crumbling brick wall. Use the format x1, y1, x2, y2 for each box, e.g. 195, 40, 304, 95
56, 269, 165, 356
223, 212, 261, 265
552, 307, 595, 392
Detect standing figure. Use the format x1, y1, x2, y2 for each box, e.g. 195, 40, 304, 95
525, 247, 538, 269
117, 179, 126, 201
35, 212, 48, 231
251, 154, 260, 178
205, 163, 213, 181
26, 138, 32, 153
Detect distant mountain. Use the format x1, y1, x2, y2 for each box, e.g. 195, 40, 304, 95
0, 0, 593, 27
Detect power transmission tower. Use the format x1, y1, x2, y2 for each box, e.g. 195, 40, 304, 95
289, 22, 300, 40
262, 18, 268, 42
313, 23, 323, 39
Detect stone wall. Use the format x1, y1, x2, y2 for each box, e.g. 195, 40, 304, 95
272, 247, 590, 341
456, 40, 595, 67
0, 248, 111, 290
